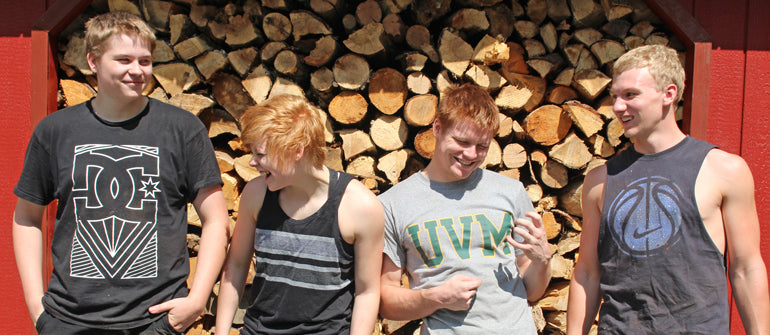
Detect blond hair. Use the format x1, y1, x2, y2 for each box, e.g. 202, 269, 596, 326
85, 11, 156, 59
239, 95, 326, 173
436, 83, 500, 135
613, 44, 685, 103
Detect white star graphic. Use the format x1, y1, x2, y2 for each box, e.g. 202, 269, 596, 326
139, 177, 161, 198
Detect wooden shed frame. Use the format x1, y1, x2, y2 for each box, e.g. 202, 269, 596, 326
29, 0, 712, 278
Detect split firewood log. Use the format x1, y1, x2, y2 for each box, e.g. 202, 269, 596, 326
370, 115, 408, 151
369, 68, 407, 115
329, 91, 369, 125
549, 132, 593, 169
403, 94, 438, 127
523, 104, 572, 146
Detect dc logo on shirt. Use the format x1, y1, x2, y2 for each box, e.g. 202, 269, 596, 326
70, 144, 160, 279
606, 176, 684, 257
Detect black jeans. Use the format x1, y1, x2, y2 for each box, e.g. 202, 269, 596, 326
35, 310, 182, 335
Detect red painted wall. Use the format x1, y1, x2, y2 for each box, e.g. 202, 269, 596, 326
0, 1, 48, 333
678, 0, 770, 333
0, 0, 766, 334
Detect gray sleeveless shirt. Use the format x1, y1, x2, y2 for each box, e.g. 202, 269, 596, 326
598, 136, 728, 334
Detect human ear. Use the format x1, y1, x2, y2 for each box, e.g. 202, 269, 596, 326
432, 119, 442, 137
663, 83, 678, 105
295, 146, 305, 161
86, 52, 98, 73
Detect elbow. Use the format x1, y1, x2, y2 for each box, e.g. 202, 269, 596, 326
378, 302, 398, 320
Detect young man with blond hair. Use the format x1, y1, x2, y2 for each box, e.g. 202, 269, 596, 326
567, 44, 770, 334
215, 95, 383, 334
13, 11, 228, 334
378, 83, 552, 334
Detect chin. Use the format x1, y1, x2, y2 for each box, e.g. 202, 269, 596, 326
451, 166, 476, 180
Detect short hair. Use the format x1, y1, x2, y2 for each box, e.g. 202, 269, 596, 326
239, 95, 326, 173
85, 11, 156, 59
436, 83, 500, 136
613, 44, 685, 103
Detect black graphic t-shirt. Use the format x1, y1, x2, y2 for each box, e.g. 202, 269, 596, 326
597, 136, 728, 334
14, 98, 222, 329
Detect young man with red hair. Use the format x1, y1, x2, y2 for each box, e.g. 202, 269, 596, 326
378, 83, 552, 334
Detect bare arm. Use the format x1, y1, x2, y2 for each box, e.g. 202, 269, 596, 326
509, 211, 552, 301
13, 198, 47, 325
566, 165, 606, 335
378, 255, 481, 321
339, 180, 384, 335
150, 184, 229, 331
714, 153, 770, 335
215, 178, 265, 333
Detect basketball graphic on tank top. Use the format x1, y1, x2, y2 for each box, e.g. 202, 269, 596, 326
607, 176, 684, 257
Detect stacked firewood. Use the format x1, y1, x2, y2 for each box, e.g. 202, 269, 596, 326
55, 0, 684, 334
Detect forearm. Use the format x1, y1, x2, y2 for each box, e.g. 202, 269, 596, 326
379, 284, 440, 321
187, 219, 228, 307
566, 267, 602, 335
522, 258, 551, 301
730, 259, 770, 335
13, 214, 45, 321
214, 270, 247, 333
350, 289, 380, 335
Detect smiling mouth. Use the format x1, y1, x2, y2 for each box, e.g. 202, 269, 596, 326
620, 116, 633, 122
456, 158, 474, 166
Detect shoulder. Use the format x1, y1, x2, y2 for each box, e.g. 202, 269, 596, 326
39, 103, 89, 125
340, 178, 384, 237
583, 163, 608, 199
239, 175, 268, 216
341, 178, 382, 215
704, 148, 750, 175
702, 149, 754, 195
148, 98, 203, 123
480, 169, 524, 187
378, 172, 422, 202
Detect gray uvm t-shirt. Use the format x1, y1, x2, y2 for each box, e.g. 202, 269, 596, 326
379, 169, 537, 334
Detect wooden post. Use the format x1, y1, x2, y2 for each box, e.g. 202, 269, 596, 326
30, 0, 93, 291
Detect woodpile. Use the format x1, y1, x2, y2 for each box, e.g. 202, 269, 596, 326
55, 0, 685, 334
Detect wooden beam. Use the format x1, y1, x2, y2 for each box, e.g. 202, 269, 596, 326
29, 0, 92, 289
643, 0, 712, 140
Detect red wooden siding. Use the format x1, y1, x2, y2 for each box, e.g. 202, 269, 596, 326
0, 0, 767, 334
0, 1, 48, 333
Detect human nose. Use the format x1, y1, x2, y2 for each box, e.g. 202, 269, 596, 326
128, 60, 142, 75
463, 145, 479, 159
613, 97, 626, 115
249, 155, 260, 168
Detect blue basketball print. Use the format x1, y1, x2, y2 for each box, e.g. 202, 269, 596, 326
607, 176, 684, 257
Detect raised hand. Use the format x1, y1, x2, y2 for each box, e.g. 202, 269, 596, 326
507, 211, 550, 265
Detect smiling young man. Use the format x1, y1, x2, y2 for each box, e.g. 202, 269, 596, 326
378, 83, 552, 334
215, 95, 383, 335
13, 11, 228, 334
567, 45, 770, 334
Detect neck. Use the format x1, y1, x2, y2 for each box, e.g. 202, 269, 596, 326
91, 94, 148, 122
422, 159, 468, 183
282, 164, 329, 200
632, 123, 687, 155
